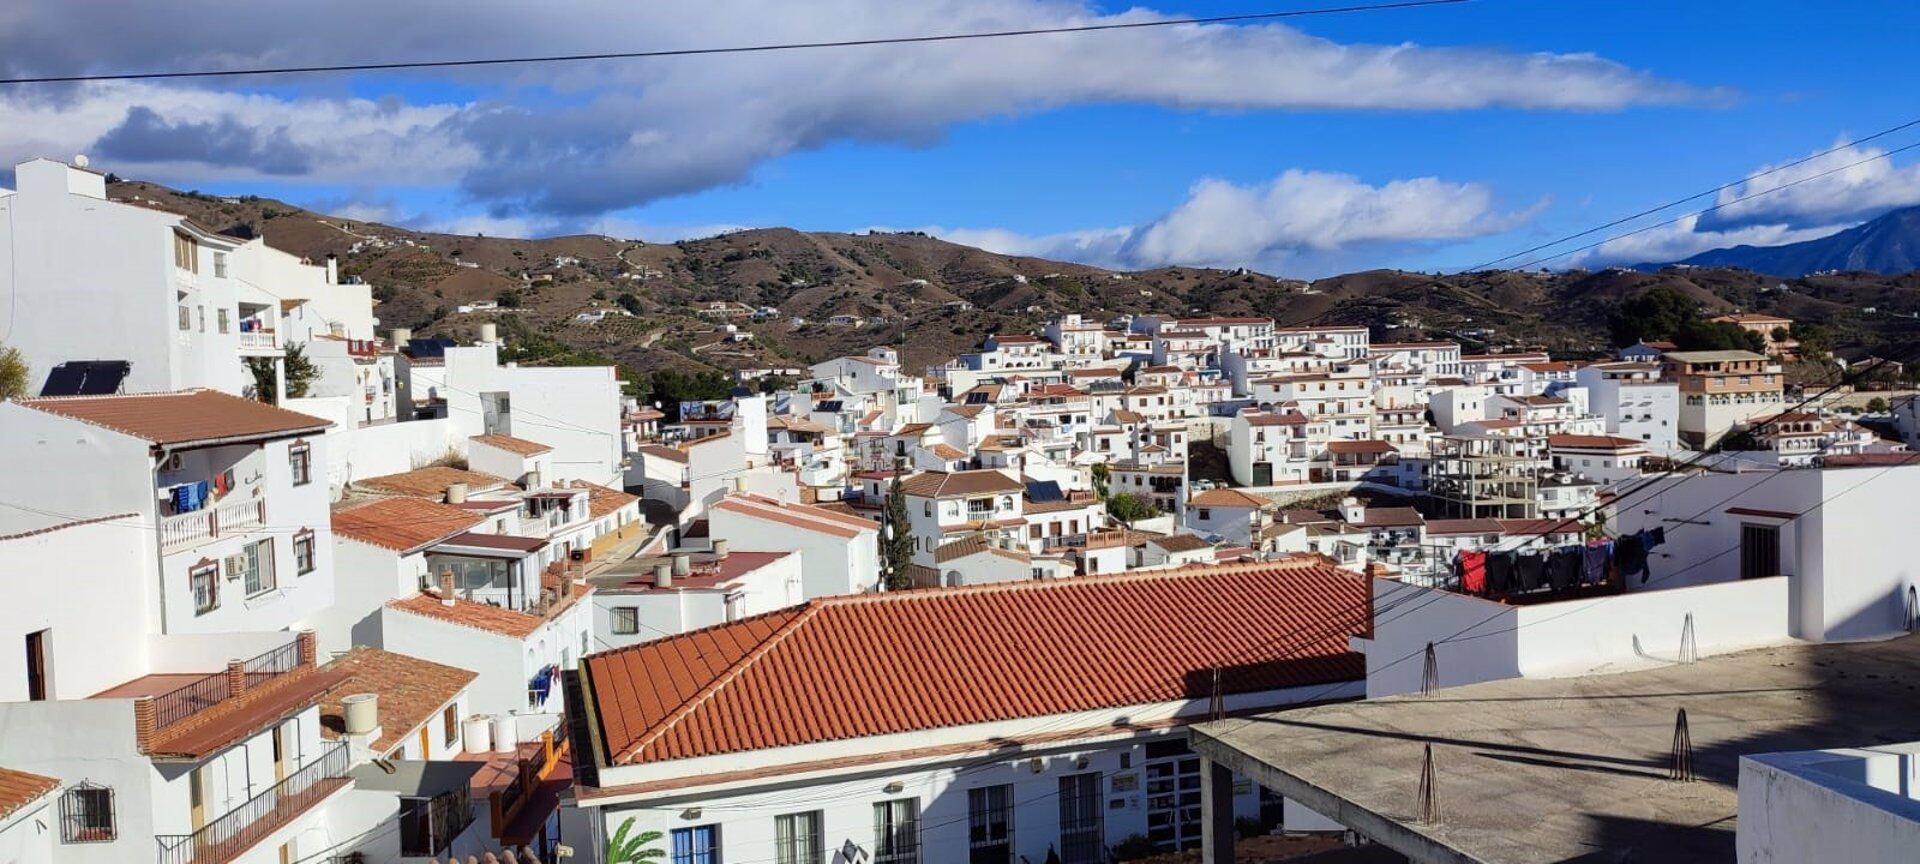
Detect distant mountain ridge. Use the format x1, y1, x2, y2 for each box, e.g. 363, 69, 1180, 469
1641, 206, 1920, 277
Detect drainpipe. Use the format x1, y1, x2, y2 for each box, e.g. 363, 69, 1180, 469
150, 446, 174, 633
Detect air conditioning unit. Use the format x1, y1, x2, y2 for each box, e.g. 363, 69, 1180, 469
223, 555, 247, 580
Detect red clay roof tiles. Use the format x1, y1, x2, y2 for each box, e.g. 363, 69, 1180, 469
582, 558, 1366, 767
332, 497, 484, 554
16, 389, 330, 446
0, 767, 57, 821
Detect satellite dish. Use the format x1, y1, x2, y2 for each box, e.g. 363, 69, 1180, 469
72, 154, 90, 168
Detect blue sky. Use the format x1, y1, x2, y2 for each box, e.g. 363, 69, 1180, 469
4, 0, 1918, 277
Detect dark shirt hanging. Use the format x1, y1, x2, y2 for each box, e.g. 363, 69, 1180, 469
1486, 550, 1517, 593
1617, 532, 1649, 581
1548, 547, 1582, 592
1582, 540, 1613, 586
1515, 553, 1547, 592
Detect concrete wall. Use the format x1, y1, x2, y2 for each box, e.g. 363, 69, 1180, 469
708, 508, 879, 598
1739, 744, 1920, 864
320, 417, 461, 496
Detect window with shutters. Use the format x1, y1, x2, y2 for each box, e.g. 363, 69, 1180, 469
873, 798, 920, 864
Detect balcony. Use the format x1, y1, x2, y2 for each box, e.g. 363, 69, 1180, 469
155, 741, 350, 864
159, 498, 266, 555
236, 329, 280, 353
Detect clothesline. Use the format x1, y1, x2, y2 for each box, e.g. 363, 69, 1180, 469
1452, 527, 1667, 599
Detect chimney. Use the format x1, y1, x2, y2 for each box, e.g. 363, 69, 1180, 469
391, 327, 412, 347
654, 562, 674, 588
446, 482, 469, 504
438, 570, 457, 606
711, 538, 729, 559
672, 553, 691, 578
1340, 496, 1365, 525
325, 253, 339, 285
133, 697, 157, 754
296, 630, 318, 668
226, 659, 247, 697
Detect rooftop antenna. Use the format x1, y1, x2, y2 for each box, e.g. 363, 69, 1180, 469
1417, 742, 1438, 823
1421, 642, 1439, 695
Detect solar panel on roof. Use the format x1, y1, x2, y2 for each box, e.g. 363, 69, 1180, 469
406, 337, 458, 359
1025, 480, 1064, 502
38, 361, 130, 396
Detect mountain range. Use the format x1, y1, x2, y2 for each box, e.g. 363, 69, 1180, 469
103, 179, 1920, 383
1643, 206, 1920, 277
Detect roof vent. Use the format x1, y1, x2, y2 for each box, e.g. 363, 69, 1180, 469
654, 562, 674, 588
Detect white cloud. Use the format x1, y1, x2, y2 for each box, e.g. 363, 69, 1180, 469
917, 169, 1534, 277
1576, 140, 1920, 265
0, 1, 1713, 217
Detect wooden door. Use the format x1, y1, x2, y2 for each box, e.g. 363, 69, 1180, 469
418, 725, 431, 758
24, 631, 46, 701
272, 726, 287, 783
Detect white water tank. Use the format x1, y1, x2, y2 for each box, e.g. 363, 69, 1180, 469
480, 322, 499, 345
462, 716, 493, 754
492, 714, 519, 753
342, 693, 379, 736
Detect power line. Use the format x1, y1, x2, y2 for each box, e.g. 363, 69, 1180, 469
0, 0, 1468, 86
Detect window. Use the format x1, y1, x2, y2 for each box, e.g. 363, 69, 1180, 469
1197, 508, 1212, 520
213, 251, 228, 278
611, 608, 639, 635
178, 304, 191, 331
60, 783, 115, 843
967, 498, 993, 519
968, 785, 1013, 864
671, 825, 720, 864
293, 531, 316, 576
197, 305, 205, 332
173, 231, 199, 273
289, 443, 312, 486
191, 562, 219, 615
244, 539, 277, 596
1059, 773, 1104, 864
443, 705, 460, 748
873, 799, 921, 864
1740, 523, 1781, 581
775, 811, 823, 864
217, 308, 231, 334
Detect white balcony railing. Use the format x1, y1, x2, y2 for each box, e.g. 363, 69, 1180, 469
237, 330, 280, 351
159, 498, 266, 555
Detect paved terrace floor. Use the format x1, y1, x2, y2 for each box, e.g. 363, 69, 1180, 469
1192, 634, 1920, 864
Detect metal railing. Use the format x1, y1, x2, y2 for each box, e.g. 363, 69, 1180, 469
150, 641, 302, 733
159, 498, 266, 555
155, 742, 350, 864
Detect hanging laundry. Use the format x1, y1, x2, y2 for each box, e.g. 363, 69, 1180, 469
1582, 540, 1614, 586
1486, 550, 1517, 593
1647, 526, 1667, 548
1548, 547, 1582, 592
1617, 533, 1649, 581
1515, 553, 1547, 592
1457, 550, 1487, 594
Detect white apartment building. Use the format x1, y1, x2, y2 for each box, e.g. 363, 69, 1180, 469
0, 391, 337, 637
1574, 361, 1679, 452
900, 469, 1028, 567
707, 493, 881, 598
587, 547, 802, 650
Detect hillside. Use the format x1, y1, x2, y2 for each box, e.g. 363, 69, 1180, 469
1647, 206, 1920, 276
105, 179, 1920, 385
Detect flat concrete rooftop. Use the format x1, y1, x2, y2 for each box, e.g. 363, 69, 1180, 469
1193, 634, 1920, 864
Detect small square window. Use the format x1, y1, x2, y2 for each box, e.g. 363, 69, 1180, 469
611, 608, 639, 635
60, 783, 115, 843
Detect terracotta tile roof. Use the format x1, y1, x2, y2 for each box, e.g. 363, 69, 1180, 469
318, 647, 477, 755
333, 497, 485, 554
1150, 533, 1214, 553
1352, 507, 1424, 529
15, 389, 330, 446
1424, 518, 1505, 536
935, 534, 1031, 564
1326, 439, 1396, 455
440, 531, 548, 554
355, 466, 511, 500
0, 767, 58, 821
1547, 434, 1647, 450
470, 434, 553, 456
1189, 488, 1272, 509
1243, 411, 1310, 427
710, 493, 878, 540
149, 666, 352, 759
894, 423, 932, 437
897, 470, 1025, 499
568, 481, 641, 519
581, 557, 1367, 766
387, 593, 551, 640
928, 443, 969, 460
638, 444, 690, 464
945, 405, 987, 418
